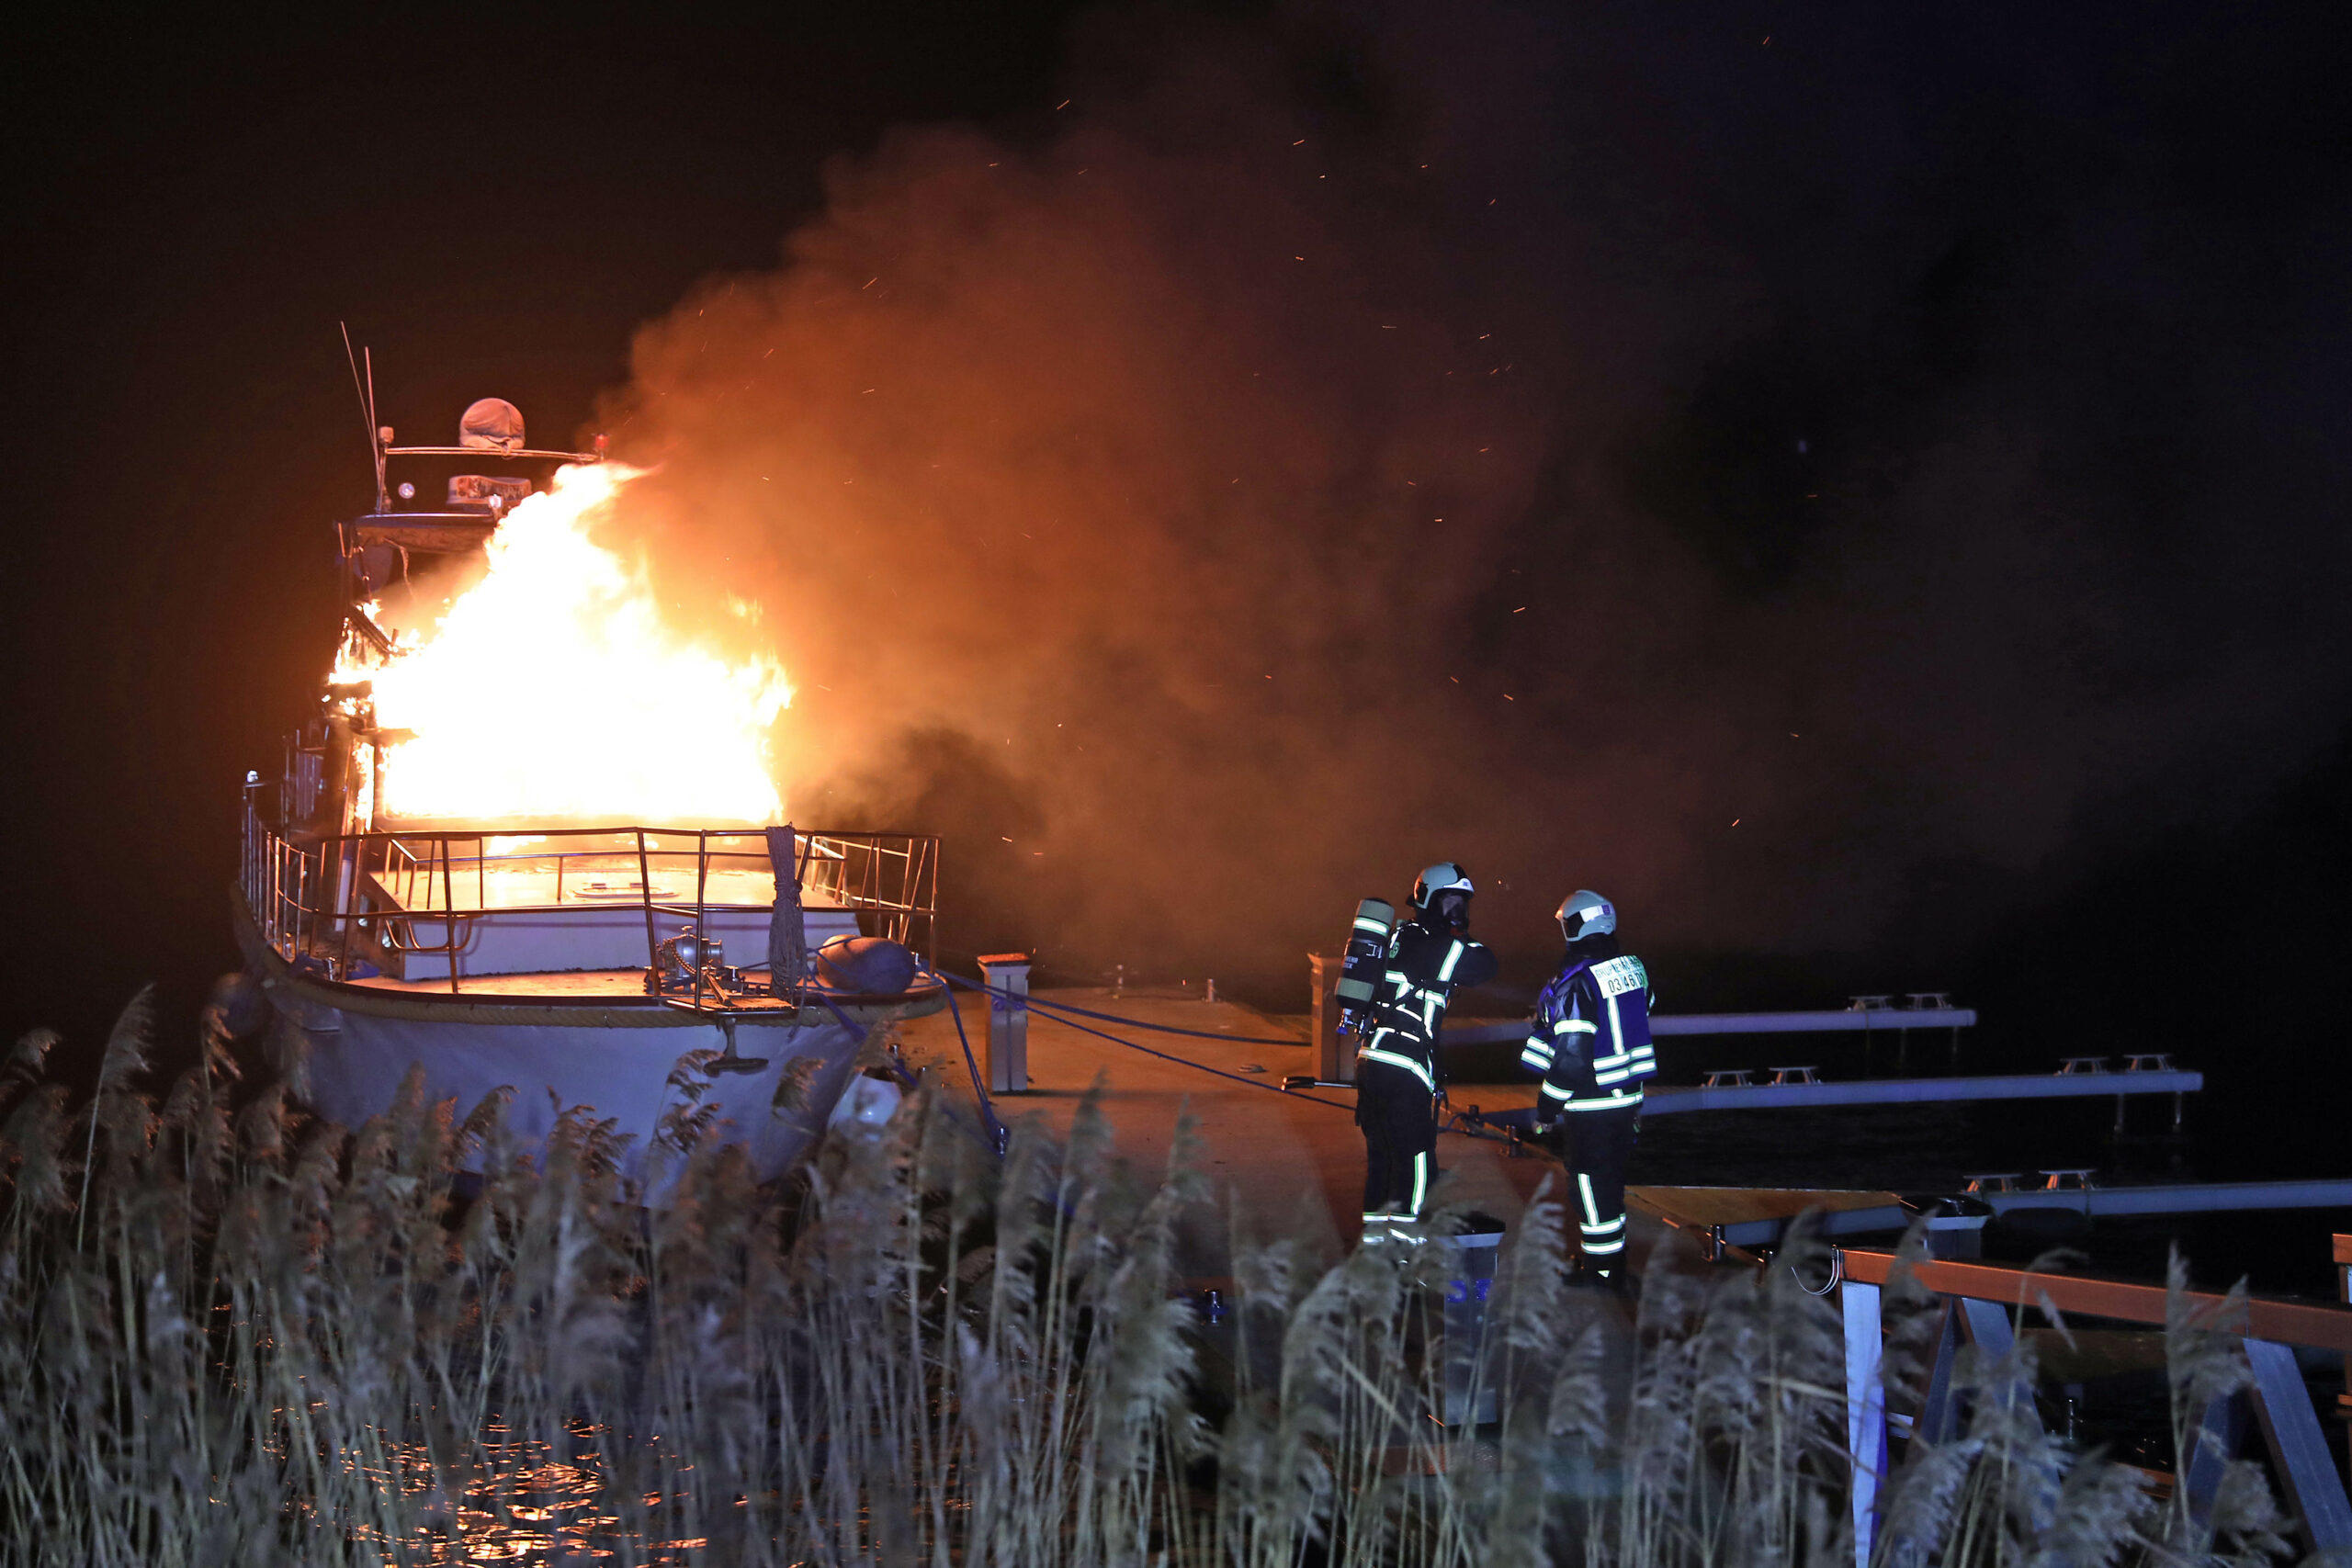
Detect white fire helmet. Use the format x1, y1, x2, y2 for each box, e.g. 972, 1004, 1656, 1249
1557, 890, 1615, 942
1412, 863, 1475, 909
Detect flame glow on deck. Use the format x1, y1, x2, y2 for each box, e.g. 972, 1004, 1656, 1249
345, 463, 791, 822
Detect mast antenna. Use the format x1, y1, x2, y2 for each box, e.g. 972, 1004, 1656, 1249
364, 346, 386, 511
339, 322, 388, 512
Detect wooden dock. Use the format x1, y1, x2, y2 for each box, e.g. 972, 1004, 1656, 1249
893, 985, 2352, 1541
894, 987, 1588, 1272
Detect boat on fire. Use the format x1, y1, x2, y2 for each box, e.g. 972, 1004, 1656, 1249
233, 392, 945, 1182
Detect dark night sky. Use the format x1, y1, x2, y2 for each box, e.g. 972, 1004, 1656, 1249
3, 4, 2348, 1165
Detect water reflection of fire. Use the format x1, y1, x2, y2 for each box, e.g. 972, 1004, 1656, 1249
354, 1423, 710, 1564
340, 463, 792, 824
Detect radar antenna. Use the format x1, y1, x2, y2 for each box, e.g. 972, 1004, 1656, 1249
339, 322, 388, 512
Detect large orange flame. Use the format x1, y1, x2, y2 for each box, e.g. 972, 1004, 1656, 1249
343, 463, 791, 823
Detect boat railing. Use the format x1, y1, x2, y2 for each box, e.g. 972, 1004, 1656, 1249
239, 784, 938, 992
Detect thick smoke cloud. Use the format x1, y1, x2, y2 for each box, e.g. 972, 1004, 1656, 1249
596, 5, 2352, 979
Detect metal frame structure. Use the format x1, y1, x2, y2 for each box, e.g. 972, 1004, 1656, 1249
1837, 1247, 2352, 1565
241, 782, 938, 995
251, 378, 954, 1019
1457, 1064, 2205, 1140
256, 407, 947, 1006
381, 445, 603, 462
1441, 1005, 1978, 1043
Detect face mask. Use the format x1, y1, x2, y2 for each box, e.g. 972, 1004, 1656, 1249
1434, 893, 1470, 933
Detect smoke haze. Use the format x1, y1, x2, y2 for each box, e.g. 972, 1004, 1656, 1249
594, 5, 2352, 977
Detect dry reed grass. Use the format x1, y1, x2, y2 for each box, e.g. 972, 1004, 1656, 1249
0, 993, 2299, 1566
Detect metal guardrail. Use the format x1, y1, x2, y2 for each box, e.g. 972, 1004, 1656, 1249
1982, 1179, 2352, 1220
1461, 1067, 2204, 1137
1645, 1068, 2204, 1113
1654, 1006, 1978, 1035
1698, 1180, 2352, 1254
1439, 1007, 1979, 1046
239, 784, 937, 993
1838, 1248, 2352, 1564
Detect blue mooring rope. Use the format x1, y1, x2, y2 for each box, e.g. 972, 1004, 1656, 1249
927, 972, 1011, 1153
936, 969, 1358, 1113
810, 966, 1527, 1158
804, 979, 1009, 1155
1002, 988, 1309, 1049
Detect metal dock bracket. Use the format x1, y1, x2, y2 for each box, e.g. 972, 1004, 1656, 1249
1836, 1247, 2352, 1567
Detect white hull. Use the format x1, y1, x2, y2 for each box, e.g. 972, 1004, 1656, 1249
299, 1007, 865, 1185
236, 900, 928, 1186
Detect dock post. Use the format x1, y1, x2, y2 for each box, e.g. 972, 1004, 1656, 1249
1841, 1274, 1888, 1568
2338, 1234, 2352, 1491
978, 953, 1030, 1094
2182, 1390, 2249, 1530
1309, 952, 1355, 1083
1915, 1303, 1962, 1444
2245, 1337, 2352, 1553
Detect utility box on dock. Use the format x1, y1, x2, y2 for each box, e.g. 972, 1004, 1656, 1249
978, 953, 1030, 1093
1309, 953, 1356, 1083
1440, 1215, 1507, 1427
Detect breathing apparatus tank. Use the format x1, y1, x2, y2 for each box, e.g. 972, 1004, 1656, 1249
1335, 897, 1396, 1033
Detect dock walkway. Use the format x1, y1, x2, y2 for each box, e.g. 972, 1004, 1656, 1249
894, 987, 1586, 1272
893, 987, 1950, 1277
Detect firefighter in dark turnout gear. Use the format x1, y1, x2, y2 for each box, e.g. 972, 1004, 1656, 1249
1355, 863, 1498, 1242
1521, 891, 1656, 1275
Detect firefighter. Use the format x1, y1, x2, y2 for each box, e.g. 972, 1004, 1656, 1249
1521, 890, 1656, 1279
1355, 863, 1498, 1243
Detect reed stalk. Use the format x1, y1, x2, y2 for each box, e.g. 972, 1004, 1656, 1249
0, 998, 2298, 1567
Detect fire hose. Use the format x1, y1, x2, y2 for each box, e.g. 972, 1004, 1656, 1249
929, 969, 1544, 1158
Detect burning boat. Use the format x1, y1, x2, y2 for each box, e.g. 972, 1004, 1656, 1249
232, 391, 945, 1182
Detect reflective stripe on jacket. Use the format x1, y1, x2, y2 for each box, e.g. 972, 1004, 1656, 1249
1521, 949, 1657, 1108
1355, 919, 1496, 1091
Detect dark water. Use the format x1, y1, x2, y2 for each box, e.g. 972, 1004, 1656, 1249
1275, 983, 2348, 1303
1624, 1101, 2351, 1301
1177, 961, 2352, 1302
